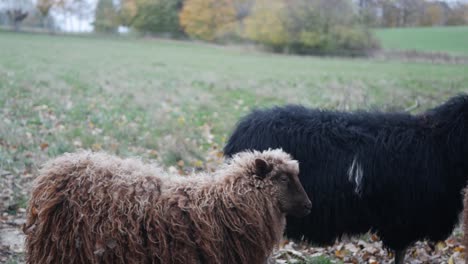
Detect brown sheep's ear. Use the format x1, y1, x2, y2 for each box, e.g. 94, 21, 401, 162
255, 158, 272, 179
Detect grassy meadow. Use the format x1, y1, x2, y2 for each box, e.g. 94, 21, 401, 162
375, 26, 468, 55
1, 31, 468, 175
1, 30, 468, 264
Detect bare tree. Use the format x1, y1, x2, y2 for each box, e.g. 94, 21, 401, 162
65, 0, 92, 32
316, 0, 354, 33
357, 0, 383, 26
398, 0, 425, 26
54, 0, 80, 32
446, 2, 468, 25
8, 9, 28, 31
56, 0, 92, 32
2, 0, 31, 31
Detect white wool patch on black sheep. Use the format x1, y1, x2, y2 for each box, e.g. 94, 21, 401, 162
224, 94, 468, 264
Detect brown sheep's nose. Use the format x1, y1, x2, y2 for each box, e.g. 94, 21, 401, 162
304, 201, 312, 210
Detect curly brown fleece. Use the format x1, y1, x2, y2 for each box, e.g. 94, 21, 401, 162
24, 149, 298, 264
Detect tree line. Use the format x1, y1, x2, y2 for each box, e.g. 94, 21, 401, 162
111, 0, 468, 55
0, 0, 92, 32
1, 0, 467, 55
359, 0, 468, 27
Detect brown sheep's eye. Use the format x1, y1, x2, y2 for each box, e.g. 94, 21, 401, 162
280, 175, 289, 182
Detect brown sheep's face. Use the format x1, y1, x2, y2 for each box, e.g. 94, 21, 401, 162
254, 158, 312, 217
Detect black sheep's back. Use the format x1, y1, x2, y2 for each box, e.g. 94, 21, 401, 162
224, 105, 463, 250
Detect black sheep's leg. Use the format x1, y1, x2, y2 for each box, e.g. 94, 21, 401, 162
394, 248, 407, 264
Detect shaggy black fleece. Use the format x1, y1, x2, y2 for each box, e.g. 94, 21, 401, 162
224, 95, 468, 252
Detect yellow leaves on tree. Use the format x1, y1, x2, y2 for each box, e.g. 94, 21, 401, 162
179, 0, 237, 41
119, 0, 138, 26
421, 3, 444, 26
244, 0, 288, 48
36, 0, 54, 17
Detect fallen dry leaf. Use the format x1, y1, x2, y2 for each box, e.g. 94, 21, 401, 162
40, 143, 49, 150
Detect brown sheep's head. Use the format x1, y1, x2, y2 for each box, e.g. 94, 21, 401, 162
253, 153, 311, 218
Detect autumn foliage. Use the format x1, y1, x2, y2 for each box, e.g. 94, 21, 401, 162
94, 0, 118, 33
3, 0, 468, 55
36, 0, 54, 17
179, 0, 237, 41
243, 0, 288, 49
118, 0, 138, 26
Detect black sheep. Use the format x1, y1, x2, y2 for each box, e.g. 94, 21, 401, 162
224, 95, 468, 264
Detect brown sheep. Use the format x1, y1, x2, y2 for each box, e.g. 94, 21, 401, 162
24, 149, 311, 264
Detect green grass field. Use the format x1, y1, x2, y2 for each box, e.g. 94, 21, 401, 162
1, 31, 467, 174
0, 31, 467, 264
375, 26, 468, 55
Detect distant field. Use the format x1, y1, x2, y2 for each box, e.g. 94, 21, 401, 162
1, 31, 467, 173
375, 26, 468, 55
